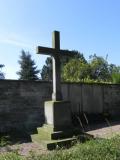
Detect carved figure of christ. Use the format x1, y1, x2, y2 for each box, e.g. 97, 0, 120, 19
37, 31, 75, 101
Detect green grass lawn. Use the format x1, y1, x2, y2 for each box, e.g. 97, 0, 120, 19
1, 135, 120, 160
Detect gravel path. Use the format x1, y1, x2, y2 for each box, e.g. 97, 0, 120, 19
0, 122, 120, 156
87, 123, 120, 138
0, 142, 49, 156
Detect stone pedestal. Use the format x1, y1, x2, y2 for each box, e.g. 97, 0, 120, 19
31, 100, 93, 150
44, 101, 72, 131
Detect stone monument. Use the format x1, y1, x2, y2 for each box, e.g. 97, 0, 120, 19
31, 31, 93, 150
36, 31, 76, 131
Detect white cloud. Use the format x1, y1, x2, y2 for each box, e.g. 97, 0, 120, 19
0, 32, 32, 49
0, 38, 31, 48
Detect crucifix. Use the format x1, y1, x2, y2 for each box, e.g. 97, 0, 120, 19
37, 31, 75, 101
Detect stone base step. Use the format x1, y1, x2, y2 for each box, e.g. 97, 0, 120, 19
37, 124, 83, 140
31, 133, 77, 150
47, 137, 77, 150
51, 129, 81, 139
31, 124, 94, 150
31, 132, 94, 150
37, 125, 94, 140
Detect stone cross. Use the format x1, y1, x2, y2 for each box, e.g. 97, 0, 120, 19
36, 31, 75, 101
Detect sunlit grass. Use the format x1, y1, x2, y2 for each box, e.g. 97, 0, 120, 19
1, 135, 120, 160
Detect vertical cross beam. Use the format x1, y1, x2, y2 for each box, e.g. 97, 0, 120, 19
52, 31, 62, 101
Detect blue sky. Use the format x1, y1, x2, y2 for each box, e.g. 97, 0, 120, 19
0, 0, 120, 79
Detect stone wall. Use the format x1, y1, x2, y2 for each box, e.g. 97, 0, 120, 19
0, 80, 120, 133
0, 80, 52, 133
62, 83, 120, 115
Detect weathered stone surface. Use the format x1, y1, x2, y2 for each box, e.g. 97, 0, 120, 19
44, 101, 72, 131
37, 31, 77, 101
31, 124, 93, 150
0, 80, 120, 133
0, 80, 52, 133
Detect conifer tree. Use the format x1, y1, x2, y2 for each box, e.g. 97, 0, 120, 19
0, 64, 5, 79
17, 50, 39, 80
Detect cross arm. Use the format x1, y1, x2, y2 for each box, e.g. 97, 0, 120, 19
36, 46, 58, 56
36, 46, 76, 57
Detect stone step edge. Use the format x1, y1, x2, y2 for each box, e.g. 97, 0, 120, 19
47, 137, 77, 150
37, 126, 94, 140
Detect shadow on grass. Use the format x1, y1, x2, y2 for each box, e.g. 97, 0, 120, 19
0, 130, 33, 146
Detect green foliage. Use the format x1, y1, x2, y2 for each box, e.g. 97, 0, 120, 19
17, 50, 40, 80
0, 136, 11, 147
1, 136, 120, 160
62, 59, 91, 82
110, 65, 120, 74
0, 64, 5, 79
26, 135, 120, 160
89, 54, 111, 81
112, 73, 120, 83
0, 152, 24, 160
61, 50, 87, 65
110, 65, 120, 83
40, 49, 120, 83
62, 54, 120, 83
41, 57, 52, 81
40, 50, 86, 81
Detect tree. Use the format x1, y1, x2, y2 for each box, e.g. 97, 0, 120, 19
62, 54, 117, 83
17, 50, 40, 80
112, 73, 120, 83
41, 57, 52, 81
89, 54, 111, 81
62, 59, 91, 82
110, 65, 120, 83
60, 50, 87, 65
0, 64, 5, 79
40, 50, 87, 81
